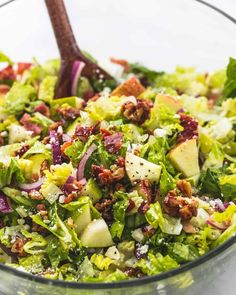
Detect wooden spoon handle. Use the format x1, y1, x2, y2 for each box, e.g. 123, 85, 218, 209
44, 0, 80, 59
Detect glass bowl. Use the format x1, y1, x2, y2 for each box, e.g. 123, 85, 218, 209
0, 0, 236, 294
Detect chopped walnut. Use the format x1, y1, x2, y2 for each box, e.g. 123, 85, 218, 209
121, 99, 152, 125
177, 180, 192, 197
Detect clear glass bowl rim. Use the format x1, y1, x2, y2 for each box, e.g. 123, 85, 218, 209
0, 0, 236, 290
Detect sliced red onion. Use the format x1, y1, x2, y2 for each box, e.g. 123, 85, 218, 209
71, 60, 85, 96
19, 177, 46, 192
214, 199, 225, 212
207, 220, 227, 231
50, 130, 62, 165
77, 143, 97, 180
0, 193, 13, 213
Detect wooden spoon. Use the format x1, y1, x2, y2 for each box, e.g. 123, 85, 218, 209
44, 0, 115, 98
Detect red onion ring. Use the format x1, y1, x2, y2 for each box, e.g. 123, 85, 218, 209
77, 143, 97, 180
0, 193, 12, 213
71, 60, 86, 96
19, 177, 46, 192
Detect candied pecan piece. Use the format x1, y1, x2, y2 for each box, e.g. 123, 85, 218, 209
56, 106, 80, 120
36, 204, 48, 219
95, 198, 115, 222
28, 190, 44, 200
116, 156, 125, 167
104, 132, 123, 154
92, 164, 125, 185
111, 77, 145, 97
177, 113, 198, 143
121, 99, 152, 125
163, 190, 198, 221
126, 199, 135, 213
34, 102, 50, 117
64, 192, 79, 204
40, 160, 50, 176
177, 180, 192, 197
11, 237, 27, 257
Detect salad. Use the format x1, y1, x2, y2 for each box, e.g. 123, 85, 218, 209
0, 51, 235, 283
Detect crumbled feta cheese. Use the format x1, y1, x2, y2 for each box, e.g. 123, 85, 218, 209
59, 195, 65, 204
154, 128, 167, 138
57, 126, 63, 135
45, 143, 52, 150
131, 228, 144, 242
138, 244, 149, 255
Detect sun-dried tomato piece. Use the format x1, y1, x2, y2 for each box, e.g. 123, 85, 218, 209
34, 102, 50, 117
104, 132, 123, 154
178, 113, 198, 143
121, 99, 152, 125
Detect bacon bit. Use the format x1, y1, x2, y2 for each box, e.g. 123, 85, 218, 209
136, 180, 152, 203
14, 144, 30, 157
142, 226, 155, 238
20, 113, 42, 136
11, 237, 27, 257
138, 201, 150, 214
56, 106, 80, 121
116, 156, 125, 167
28, 190, 44, 200
17, 62, 32, 76
111, 77, 145, 97
177, 113, 198, 143
0, 84, 10, 96
126, 199, 135, 213
163, 190, 198, 221
74, 124, 98, 142
34, 103, 50, 117
104, 132, 123, 154
122, 267, 144, 278
61, 141, 72, 157
177, 180, 192, 198
121, 99, 152, 125
95, 198, 115, 222
110, 57, 130, 72
0, 65, 16, 81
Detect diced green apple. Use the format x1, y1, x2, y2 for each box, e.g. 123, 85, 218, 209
72, 204, 92, 235
80, 178, 102, 204
80, 218, 113, 248
169, 139, 200, 178
156, 94, 182, 112
125, 152, 162, 184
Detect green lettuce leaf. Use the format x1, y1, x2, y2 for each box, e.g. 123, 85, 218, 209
198, 169, 221, 197
38, 76, 57, 103
167, 242, 199, 263
18, 254, 45, 274
0, 51, 13, 64
0, 158, 25, 188
110, 192, 129, 239
135, 252, 179, 275
5, 82, 36, 114
223, 57, 236, 98
46, 235, 69, 268
219, 175, 236, 200
22, 230, 47, 254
